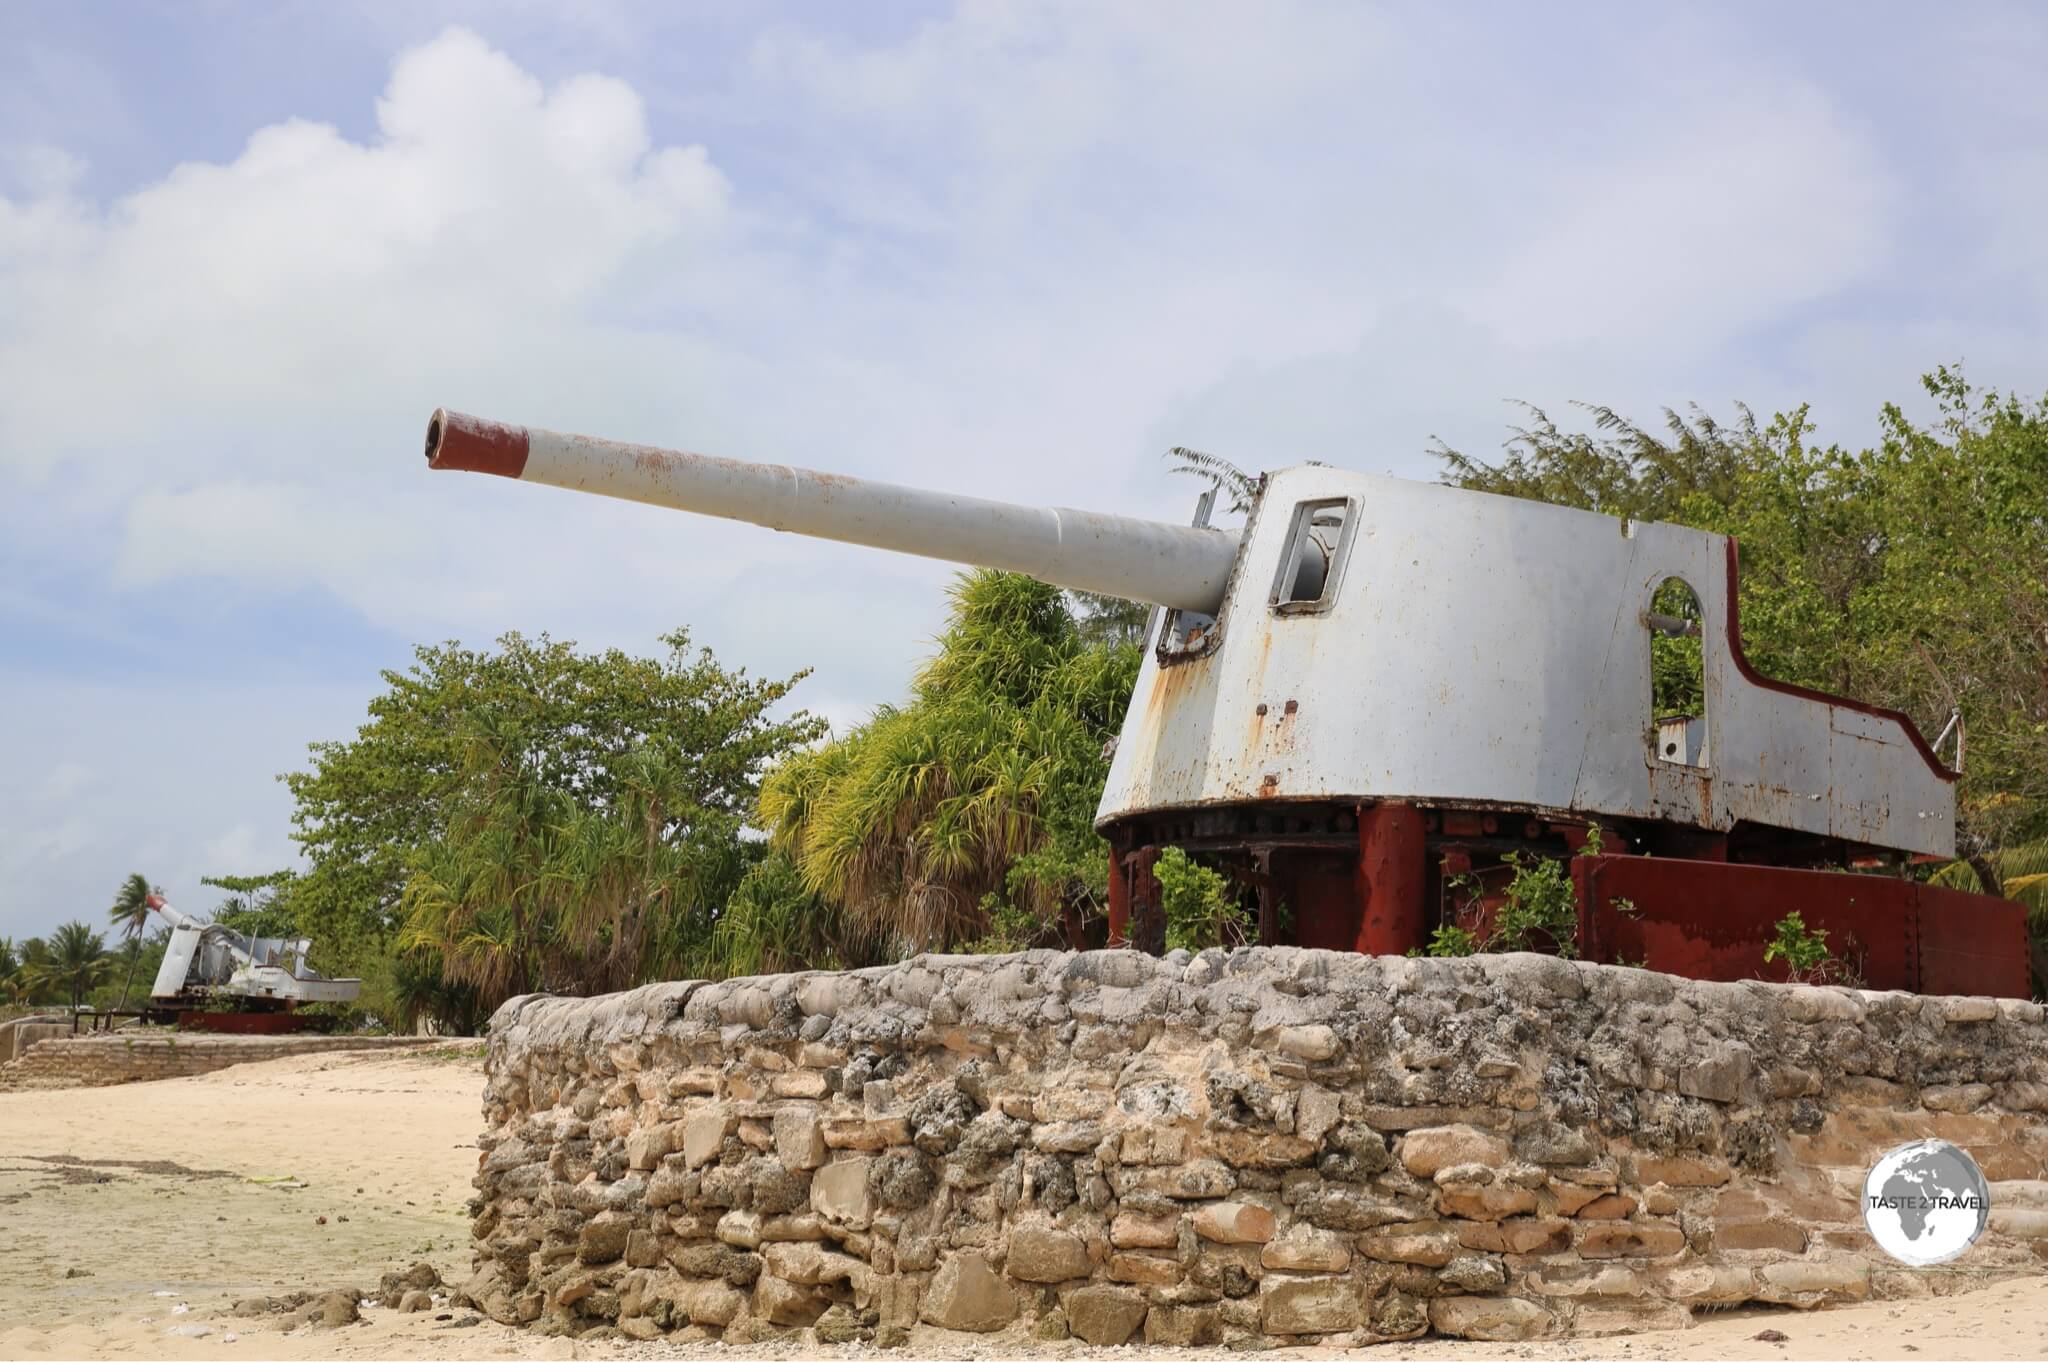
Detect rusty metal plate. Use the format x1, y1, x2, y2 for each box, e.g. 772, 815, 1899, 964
1573, 855, 2028, 998
1916, 882, 2033, 999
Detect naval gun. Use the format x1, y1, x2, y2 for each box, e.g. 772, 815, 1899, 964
144, 893, 359, 1031
423, 409, 2029, 996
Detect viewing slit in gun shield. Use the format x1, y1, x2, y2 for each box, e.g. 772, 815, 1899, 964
423, 409, 1242, 615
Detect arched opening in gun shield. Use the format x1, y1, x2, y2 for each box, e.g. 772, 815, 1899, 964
1649, 576, 1708, 767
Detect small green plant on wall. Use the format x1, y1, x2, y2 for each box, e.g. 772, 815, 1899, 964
1420, 827, 1607, 959
1763, 911, 1830, 981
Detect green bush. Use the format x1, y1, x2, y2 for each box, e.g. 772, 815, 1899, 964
1156, 847, 1247, 952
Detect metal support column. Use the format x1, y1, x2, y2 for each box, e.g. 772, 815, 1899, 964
1356, 802, 1427, 956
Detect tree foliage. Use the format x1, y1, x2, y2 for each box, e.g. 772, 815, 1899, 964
1156, 847, 1248, 952
1167, 445, 1260, 517
27, 921, 114, 1009
707, 848, 883, 979
284, 629, 822, 1018
203, 870, 299, 938
760, 570, 1140, 952
107, 872, 157, 1008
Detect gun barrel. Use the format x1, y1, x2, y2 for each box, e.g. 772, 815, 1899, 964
145, 892, 207, 934
425, 410, 1239, 615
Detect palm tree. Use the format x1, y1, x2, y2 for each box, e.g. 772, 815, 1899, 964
12, 937, 53, 1005
1166, 445, 1260, 516
107, 872, 156, 1008
30, 921, 115, 1010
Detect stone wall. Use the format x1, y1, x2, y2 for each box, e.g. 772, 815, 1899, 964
0, 1032, 445, 1090
0, 1015, 69, 1065
468, 949, 2048, 1346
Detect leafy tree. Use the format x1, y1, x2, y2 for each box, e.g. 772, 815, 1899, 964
29, 921, 114, 1010
107, 872, 158, 1008
1067, 591, 1152, 649
761, 571, 1140, 951
284, 629, 822, 1009
1431, 400, 1758, 522
383, 953, 486, 1036
709, 848, 882, 978
0, 937, 15, 982
203, 871, 300, 939
400, 732, 758, 1008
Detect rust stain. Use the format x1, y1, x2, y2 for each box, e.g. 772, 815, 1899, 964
631, 448, 683, 476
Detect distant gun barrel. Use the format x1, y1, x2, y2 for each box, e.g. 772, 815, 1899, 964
424, 410, 1241, 615
144, 892, 209, 935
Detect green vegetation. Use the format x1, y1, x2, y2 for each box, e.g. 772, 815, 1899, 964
204, 871, 299, 938
32, 921, 114, 1009
292, 629, 821, 1020
1427, 832, 1602, 959
760, 570, 1139, 954
1763, 910, 1833, 981
106, 873, 156, 1009
1484, 852, 1582, 958
1156, 846, 1248, 952
708, 849, 876, 978
1416, 923, 1481, 958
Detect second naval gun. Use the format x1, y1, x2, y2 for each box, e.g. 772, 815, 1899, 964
145, 893, 359, 1030
422, 409, 2028, 996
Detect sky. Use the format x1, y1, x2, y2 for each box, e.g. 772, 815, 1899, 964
4, 1, 2047, 942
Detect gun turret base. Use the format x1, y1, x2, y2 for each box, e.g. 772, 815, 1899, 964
1102, 799, 2030, 997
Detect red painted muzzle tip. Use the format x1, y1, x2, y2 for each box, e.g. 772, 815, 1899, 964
424, 408, 530, 479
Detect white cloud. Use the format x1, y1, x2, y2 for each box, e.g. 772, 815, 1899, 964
201, 822, 263, 875
0, 670, 365, 939
1468, 87, 1893, 349
38, 760, 96, 802
0, 28, 731, 479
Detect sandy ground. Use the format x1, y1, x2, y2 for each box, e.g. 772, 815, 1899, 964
2, 1052, 2046, 1362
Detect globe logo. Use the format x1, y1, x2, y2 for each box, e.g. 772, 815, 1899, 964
1862, 1139, 1990, 1265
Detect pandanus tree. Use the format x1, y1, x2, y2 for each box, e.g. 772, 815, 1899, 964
398, 661, 817, 1012
294, 628, 820, 1018
759, 570, 1140, 952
